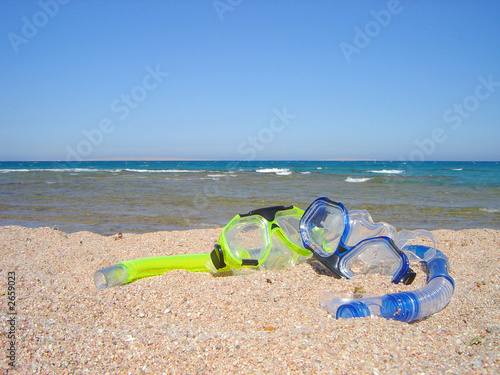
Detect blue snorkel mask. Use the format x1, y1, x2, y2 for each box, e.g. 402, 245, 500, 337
300, 197, 417, 285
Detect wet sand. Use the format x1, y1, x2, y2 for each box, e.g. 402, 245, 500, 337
1, 226, 499, 374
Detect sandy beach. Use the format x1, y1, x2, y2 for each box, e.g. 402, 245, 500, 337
0, 226, 499, 374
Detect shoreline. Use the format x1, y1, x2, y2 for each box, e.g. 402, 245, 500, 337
1, 226, 499, 373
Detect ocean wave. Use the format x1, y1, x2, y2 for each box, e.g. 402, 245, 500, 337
75, 168, 121, 173
0, 168, 114, 173
345, 177, 373, 183
256, 168, 292, 176
480, 208, 499, 213
452, 168, 463, 171
123, 169, 204, 173
367, 169, 405, 174
206, 174, 237, 179
0, 169, 31, 173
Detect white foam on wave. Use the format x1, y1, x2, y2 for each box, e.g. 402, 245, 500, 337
1, 168, 112, 173
0, 169, 30, 173
345, 177, 373, 183
124, 169, 204, 173
205, 173, 237, 180
452, 168, 463, 171
367, 169, 405, 174
256, 168, 292, 176
480, 208, 499, 213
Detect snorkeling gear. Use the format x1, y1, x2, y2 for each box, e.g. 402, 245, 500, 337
322, 245, 454, 323
94, 197, 454, 323
94, 253, 212, 290
94, 205, 310, 289
208, 205, 310, 273
300, 197, 418, 285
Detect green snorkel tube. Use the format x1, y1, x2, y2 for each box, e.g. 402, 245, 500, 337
94, 205, 309, 290
94, 253, 213, 290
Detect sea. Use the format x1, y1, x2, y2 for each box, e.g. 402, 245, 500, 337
0, 160, 498, 235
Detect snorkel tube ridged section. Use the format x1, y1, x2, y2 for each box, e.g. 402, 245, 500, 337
326, 249, 455, 323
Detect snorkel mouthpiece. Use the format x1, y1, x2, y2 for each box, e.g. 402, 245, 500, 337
334, 293, 421, 321
336, 301, 371, 319
94, 265, 128, 290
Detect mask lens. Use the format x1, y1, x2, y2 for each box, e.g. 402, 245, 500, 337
258, 232, 304, 270
275, 210, 303, 248
302, 201, 346, 257
346, 210, 398, 247
341, 238, 403, 279
223, 216, 269, 261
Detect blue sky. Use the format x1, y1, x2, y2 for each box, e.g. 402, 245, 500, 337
1, 0, 499, 161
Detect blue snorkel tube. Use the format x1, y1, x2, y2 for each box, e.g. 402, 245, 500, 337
323, 245, 454, 323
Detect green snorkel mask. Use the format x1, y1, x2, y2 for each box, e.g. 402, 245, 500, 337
94, 205, 310, 289
208, 205, 310, 273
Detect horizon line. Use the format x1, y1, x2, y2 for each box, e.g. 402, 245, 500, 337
0, 158, 499, 162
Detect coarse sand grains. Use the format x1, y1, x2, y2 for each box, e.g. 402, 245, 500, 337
0, 226, 499, 374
